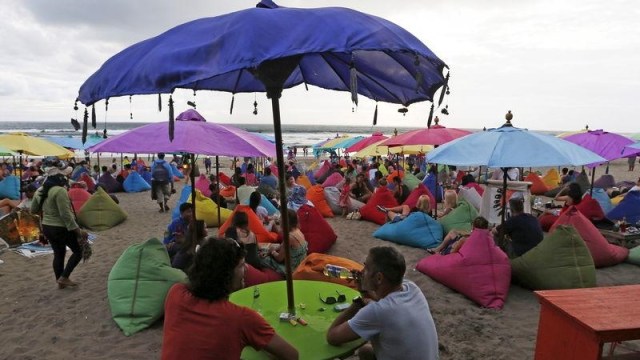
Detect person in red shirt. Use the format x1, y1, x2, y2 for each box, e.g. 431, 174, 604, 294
162, 237, 298, 360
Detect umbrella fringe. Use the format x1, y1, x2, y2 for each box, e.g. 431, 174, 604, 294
91, 105, 96, 128
82, 107, 88, 144
350, 64, 358, 107
103, 98, 109, 139
158, 94, 162, 112
230, 94, 235, 114
438, 71, 449, 107
427, 103, 434, 128
372, 103, 378, 126
169, 95, 175, 142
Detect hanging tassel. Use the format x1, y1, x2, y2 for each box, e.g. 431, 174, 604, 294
438, 71, 449, 107
229, 94, 235, 115
103, 98, 109, 139
350, 63, 358, 107
158, 94, 162, 112
129, 95, 133, 120
70, 118, 80, 131
82, 107, 88, 144
427, 103, 435, 128
168, 94, 175, 142
372, 103, 378, 126
91, 105, 96, 128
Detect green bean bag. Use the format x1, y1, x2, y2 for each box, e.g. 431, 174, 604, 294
511, 225, 596, 290
626, 246, 640, 266
77, 187, 128, 231
402, 172, 421, 191
438, 199, 478, 234
108, 238, 187, 336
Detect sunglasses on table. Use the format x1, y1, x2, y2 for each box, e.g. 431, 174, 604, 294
319, 291, 347, 304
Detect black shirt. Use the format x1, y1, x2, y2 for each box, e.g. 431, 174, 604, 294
502, 213, 544, 256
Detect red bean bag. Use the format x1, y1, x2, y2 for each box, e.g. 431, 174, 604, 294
525, 173, 549, 196
577, 195, 605, 221
403, 183, 435, 211
269, 164, 279, 177
218, 172, 232, 186
322, 172, 343, 187
416, 228, 511, 309
194, 174, 211, 198
339, 159, 347, 168
293, 253, 363, 289
359, 187, 399, 225
455, 171, 466, 184
219, 185, 236, 199
244, 264, 282, 287
68, 188, 91, 212
306, 185, 334, 218
80, 173, 96, 193
313, 161, 331, 181
218, 205, 279, 244
550, 206, 629, 268
297, 204, 337, 254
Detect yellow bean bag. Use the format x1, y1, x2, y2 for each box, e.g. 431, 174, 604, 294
542, 168, 561, 188
77, 187, 128, 231
188, 189, 232, 227
611, 194, 625, 206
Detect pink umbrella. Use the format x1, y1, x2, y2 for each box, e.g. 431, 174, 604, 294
381, 117, 471, 147
345, 131, 388, 153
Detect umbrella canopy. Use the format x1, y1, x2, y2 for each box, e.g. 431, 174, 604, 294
0, 133, 75, 158
89, 109, 276, 158
314, 136, 353, 151
381, 117, 471, 147
563, 129, 638, 162
331, 136, 364, 150
345, 131, 388, 153
43, 135, 104, 150
626, 141, 640, 151
0, 145, 17, 156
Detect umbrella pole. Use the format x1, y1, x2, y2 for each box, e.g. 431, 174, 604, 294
498, 168, 508, 249
216, 156, 221, 226
19, 151, 23, 200
190, 154, 197, 223
434, 163, 438, 218
590, 167, 596, 196
120, 153, 123, 172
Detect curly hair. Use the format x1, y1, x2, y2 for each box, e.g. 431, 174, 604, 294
187, 237, 246, 301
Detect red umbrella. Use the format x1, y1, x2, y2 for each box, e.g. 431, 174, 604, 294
381, 117, 471, 147
345, 131, 388, 153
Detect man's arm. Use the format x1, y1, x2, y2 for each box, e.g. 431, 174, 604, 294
262, 334, 299, 360
326, 302, 363, 346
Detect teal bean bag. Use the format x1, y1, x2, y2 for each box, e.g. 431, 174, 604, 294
626, 246, 640, 266
511, 225, 596, 290
590, 188, 613, 214
242, 193, 279, 215
373, 212, 443, 249
123, 172, 152, 193
0, 175, 20, 200
77, 187, 128, 231
108, 238, 187, 336
438, 199, 478, 234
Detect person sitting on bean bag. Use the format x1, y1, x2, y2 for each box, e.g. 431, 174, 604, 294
375, 194, 431, 223
492, 197, 543, 258
439, 190, 458, 218
350, 173, 373, 203
428, 216, 489, 255
538, 182, 581, 232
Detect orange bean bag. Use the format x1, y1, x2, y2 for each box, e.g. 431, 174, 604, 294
359, 187, 399, 225
68, 188, 91, 212
386, 170, 404, 184
542, 168, 561, 188
218, 205, 279, 243
293, 253, 363, 289
550, 206, 629, 268
220, 185, 236, 198
306, 185, 334, 218
297, 175, 312, 189
297, 204, 337, 254
525, 173, 549, 196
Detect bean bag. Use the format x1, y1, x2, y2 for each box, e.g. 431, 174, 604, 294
108, 238, 188, 336
324, 187, 364, 214
626, 246, 640, 266
402, 172, 421, 191
593, 174, 615, 189
218, 205, 278, 243
590, 188, 613, 214
378, 164, 389, 176
170, 164, 184, 179
189, 190, 232, 227
0, 176, 20, 200
218, 172, 232, 186
305, 170, 316, 185
542, 168, 560, 188
577, 195, 605, 221
339, 158, 347, 168
458, 187, 482, 212
140, 170, 152, 185
219, 185, 236, 199
77, 187, 128, 231
438, 199, 478, 234
455, 171, 466, 184
79, 173, 96, 193
171, 186, 192, 221
607, 191, 640, 225
359, 187, 399, 225
293, 253, 364, 289
123, 172, 152, 193
297, 174, 312, 189
297, 204, 337, 253
322, 172, 343, 188
374, 212, 443, 249
236, 185, 256, 205
306, 185, 334, 218
313, 161, 331, 181
98, 173, 123, 193
68, 188, 91, 213
511, 225, 596, 290
422, 173, 443, 202
244, 264, 282, 287
575, 171, 591, 195
525, 173, 549, 195
550, 206, 628, 267
415, 228, 511, 309
386, 170, 404, 184
194, 174, 211, 198
242, 193, 279, 216
403, 183, 436, 211
611, 193, 625, 206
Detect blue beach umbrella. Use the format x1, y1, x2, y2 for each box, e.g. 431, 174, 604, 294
43, 135, 104, 150
77, 0, 449, 315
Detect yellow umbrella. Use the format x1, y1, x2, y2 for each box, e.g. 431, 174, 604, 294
352, 140, 389, 158
387, 144, 434, 155
0, 133, 75, 158
353, 140, 433, 158
316, 135, 352, 149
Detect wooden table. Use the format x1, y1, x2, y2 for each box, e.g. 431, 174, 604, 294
599, 229, 640, 249
534, 285, 640, 360
230, 280, 365, 360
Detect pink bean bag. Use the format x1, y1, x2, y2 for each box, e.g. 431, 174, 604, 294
416, 228, 511, 309
550, 206, 629, 268
403, 183, 435, 211
80, 173, 96, 193
68, 188, 92, 212
244, 264, 282, 287
194, 174, 211, 198
322, 172, 344, 188
313, 160, 331, 181
297, 204, 337, 254
359, 187, 399, 225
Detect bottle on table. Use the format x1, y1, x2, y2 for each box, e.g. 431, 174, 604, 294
323, 264, 357, 279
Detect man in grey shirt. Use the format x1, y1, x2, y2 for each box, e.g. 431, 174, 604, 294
327, 246, 439, 360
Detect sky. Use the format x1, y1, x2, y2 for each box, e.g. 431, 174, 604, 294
1, 0, 639, 134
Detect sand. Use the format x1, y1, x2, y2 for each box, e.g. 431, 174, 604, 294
1, 158, 639, 359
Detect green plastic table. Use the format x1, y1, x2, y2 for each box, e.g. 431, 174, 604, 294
229, 280, 365, 360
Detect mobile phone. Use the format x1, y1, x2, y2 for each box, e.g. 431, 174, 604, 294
334, 303, 350, 312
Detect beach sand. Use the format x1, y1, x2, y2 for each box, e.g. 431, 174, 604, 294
1, 158, 639, 359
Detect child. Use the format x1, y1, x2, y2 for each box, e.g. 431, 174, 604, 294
440, 190, 458, 217
338, 177, 353, 217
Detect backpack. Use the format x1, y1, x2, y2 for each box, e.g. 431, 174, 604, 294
152, 162, 170, 183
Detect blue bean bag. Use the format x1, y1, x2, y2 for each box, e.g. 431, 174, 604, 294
589, 188, 613, 214
139, 170, 152, 185
373, 212, 443, 249
172, 185, 192, 220
123, 172, 152, 193
242, 193, 279, 216
0, 176, 20, 200
170, 164, 184, 179
306, 170, 316, 185
422, 173, 443, 202
607, 191, 640, 225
